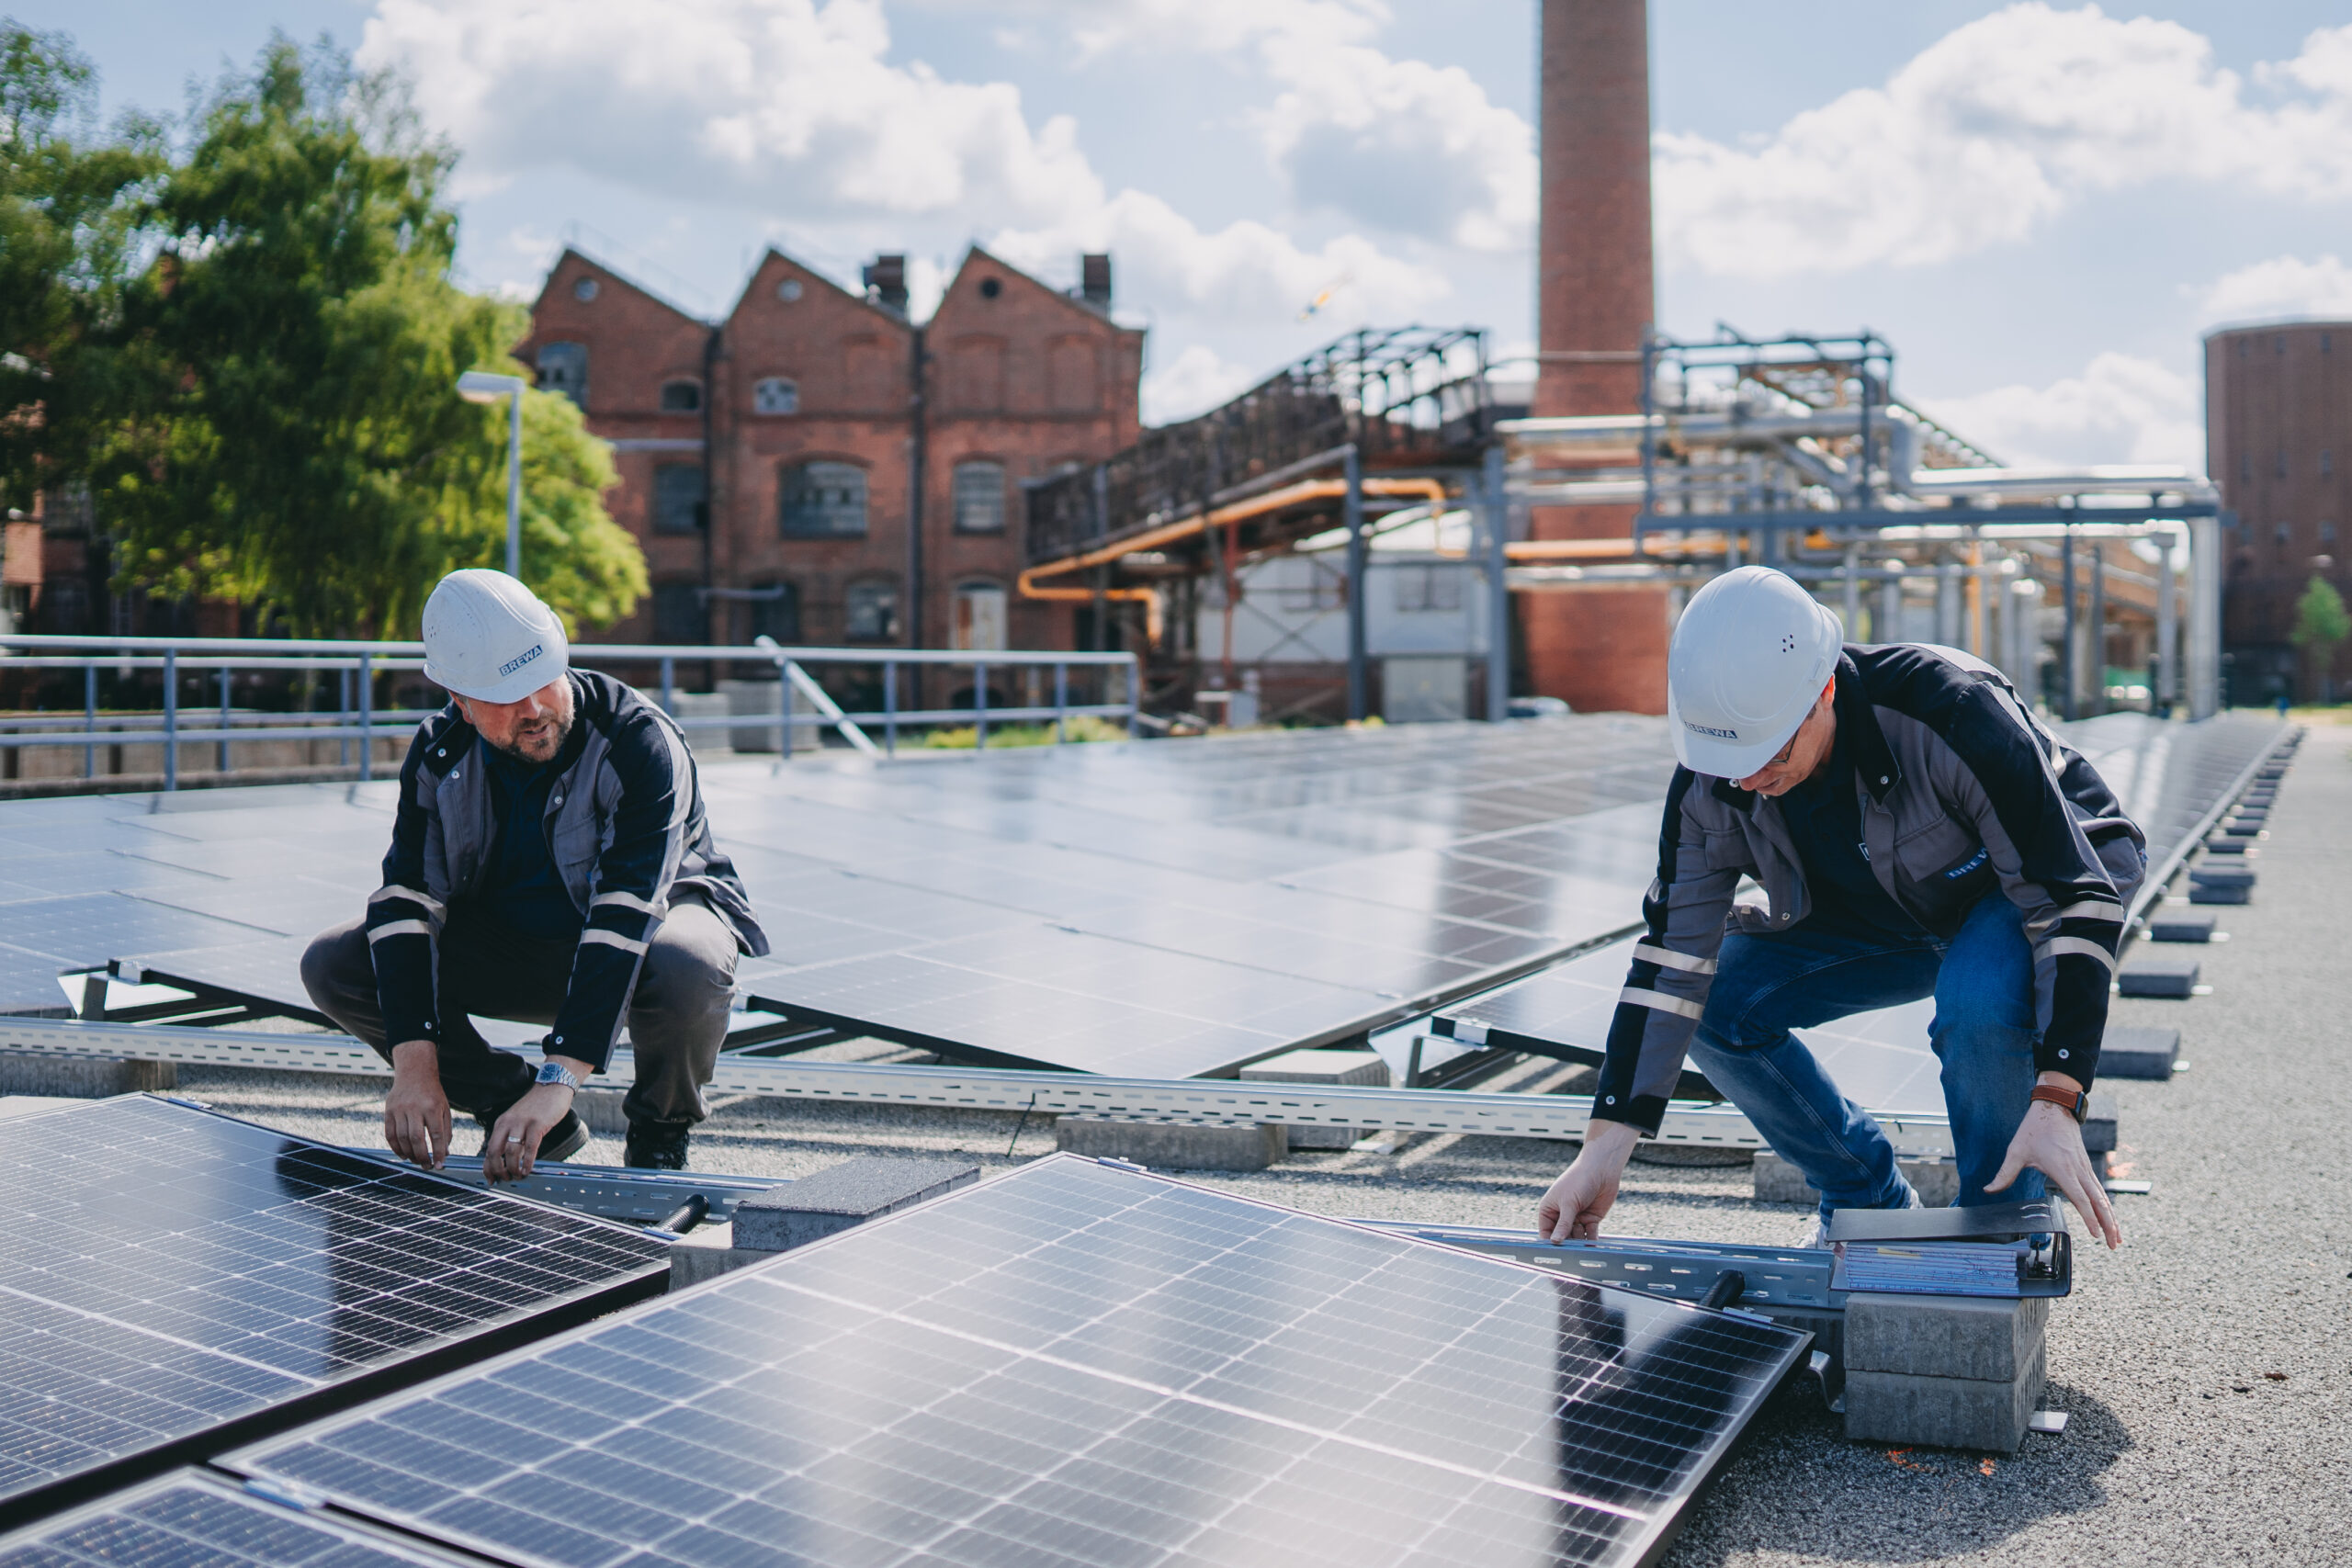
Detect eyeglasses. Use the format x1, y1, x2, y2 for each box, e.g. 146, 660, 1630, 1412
1760, 719, 1806, 771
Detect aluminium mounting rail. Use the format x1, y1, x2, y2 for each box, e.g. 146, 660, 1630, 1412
0, 1015, 1960, 1157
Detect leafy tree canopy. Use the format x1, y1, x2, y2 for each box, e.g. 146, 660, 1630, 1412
2289, 574, 2349, 656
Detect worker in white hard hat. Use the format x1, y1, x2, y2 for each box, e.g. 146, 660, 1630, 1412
1537, 566, 2141, 1251
301, 570, 769, 1179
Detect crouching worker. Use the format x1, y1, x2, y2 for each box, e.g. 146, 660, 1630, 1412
1537, 567, 2141, 1251
303, 570, 767, 1179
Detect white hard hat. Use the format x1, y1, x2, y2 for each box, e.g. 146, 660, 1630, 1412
1666, 566, 1844, 777
421, 570, 570, 705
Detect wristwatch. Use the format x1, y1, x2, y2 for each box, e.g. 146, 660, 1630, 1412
2029, 1083, 2087, 1122
535, 1059, 582, 1091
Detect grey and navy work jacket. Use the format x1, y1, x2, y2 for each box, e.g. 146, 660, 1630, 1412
1594, 644, 2145, 1134
366, 670, 768, 1071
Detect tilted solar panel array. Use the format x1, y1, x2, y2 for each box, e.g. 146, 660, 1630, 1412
0, 1470, 473, 1568
228, 1155, 1809, 1568
0, 1096, 669, 1516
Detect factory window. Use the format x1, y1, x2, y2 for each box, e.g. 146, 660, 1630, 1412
2322, 523, 2339, 547
537, 342, 588, 407
1274, 559, 1348, 613
754, 377, 799, 416
952, 461, 1006, 533
2276, 334, 2288, 355
573, 276, 600, 302
952, 582, 1007, 651
2275, 523, 2292, 549
779, 461, 866, 537
747, 581, 799, 644
2277, 450, 2290, 479
1392, 562, 1464, 614
650, 582, 703, 644
660, 379, 702, 412
843, 581, 899, 641
978, 276, 1002, 299
652, 464, 705, 536
2239, 453, 2251, 481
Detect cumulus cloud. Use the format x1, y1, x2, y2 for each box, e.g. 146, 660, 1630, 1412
1916, 352, 2203, 471
1657, 6, 2352, 278
359, 0, 1448, 323
1141, 344, 1261, 424
2197, 254, 2352, 324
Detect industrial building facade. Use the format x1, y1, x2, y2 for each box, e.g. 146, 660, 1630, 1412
2206, 319, 2351, 702
517, 246, 1143, 657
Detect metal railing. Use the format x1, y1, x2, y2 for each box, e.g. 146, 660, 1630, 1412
0, 634, 1141, 790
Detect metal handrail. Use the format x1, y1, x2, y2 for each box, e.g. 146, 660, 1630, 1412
0, 634, 1143, 790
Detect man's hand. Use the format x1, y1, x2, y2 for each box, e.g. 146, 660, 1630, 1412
1988, 1075, 2121, 1249
384, 1041, 452, 1170
481, 1057, 591, 1183
1537, 1121, 1644, 1242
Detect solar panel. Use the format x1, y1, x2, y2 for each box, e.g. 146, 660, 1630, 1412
0, 1469, 471, 1568
0, 1096, 669, 1518
230, 1155, 1809, 1568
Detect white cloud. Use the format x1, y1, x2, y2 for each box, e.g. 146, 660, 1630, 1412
2197, 254, 2352, 324
1141, 344, 1260, 424
361, 0, 1448, 328
1916, 352, 2202, 471
1657, 6, 2352, 278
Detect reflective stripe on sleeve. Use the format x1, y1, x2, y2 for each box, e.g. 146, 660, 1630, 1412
368, 885, 446, 917
367, 919, 432, 942
2043, 935, 2116, 970
2052, 899, 2123, 924
578, 929, 650, 955
592, 890, 665, 916
1634, 942, 1716, 976
1619, 987, 1704, 1021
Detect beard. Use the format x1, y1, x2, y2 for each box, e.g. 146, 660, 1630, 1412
491, 712, 571, 765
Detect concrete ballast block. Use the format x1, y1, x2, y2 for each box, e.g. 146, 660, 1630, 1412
1844, 1343, 2046, 1453
731, 1156, 980, 1252
2190, 864, 2255, 889
1238, 1047, 1389, 1149
2082, 1091, 2118, 1155
1056, 1118, 1286, 1171
2117, 953, 2199, 998
0, 1054, 175, 1098
664, 1223, 768, 1290
1845, 1292, 2048, 1382
2098, 1025, 2180, 1080
2147, 913, 2215, 942
1754, 1152, 1959, 1206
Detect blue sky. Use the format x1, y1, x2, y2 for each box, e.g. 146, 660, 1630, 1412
24, 2, 2352, 465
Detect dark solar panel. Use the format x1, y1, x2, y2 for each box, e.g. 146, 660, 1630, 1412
0, 1096, 668, 1517
232, 1156, 1809, 1568
0, 1470, 469, 1568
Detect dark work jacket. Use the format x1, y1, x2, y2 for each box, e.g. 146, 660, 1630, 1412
1594, 644, 2144, 1134
365, 670, 767, 1071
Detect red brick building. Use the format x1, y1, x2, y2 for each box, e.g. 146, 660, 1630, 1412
2205, 319, 2352, 702
517, 245, 1142, 657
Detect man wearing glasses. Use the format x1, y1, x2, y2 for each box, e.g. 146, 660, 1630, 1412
1538, 567, 2139, 1250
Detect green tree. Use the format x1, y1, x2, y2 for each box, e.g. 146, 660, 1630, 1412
0, 21, 161, 510
2289, 573, 2350, 703
94, 36, 643, 636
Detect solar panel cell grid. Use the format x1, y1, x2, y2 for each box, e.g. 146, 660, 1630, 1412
0, 1472, 468, 1567
0, 1097, 668, 1515
233, 1156, 1805, 1568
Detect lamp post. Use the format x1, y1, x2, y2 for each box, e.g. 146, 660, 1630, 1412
457, 370, 527, 578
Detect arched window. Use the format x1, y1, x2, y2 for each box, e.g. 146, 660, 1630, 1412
652, 465, 705, 536
754, 377, 799, 415
537, 342, 587, 407
844, 581, 900, 641
779, 461, 866, 537
952, 461, 1006, 534
660, 379, 702, 412
953, 581, 1007, 652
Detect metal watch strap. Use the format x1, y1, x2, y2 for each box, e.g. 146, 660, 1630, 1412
2029, 1084, 2086, 1123
535, 1059, 582, 1091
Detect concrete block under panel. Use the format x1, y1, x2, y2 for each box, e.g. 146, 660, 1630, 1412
2147, 912, 2215, 942
573, 1087, 628, 1136
2221, 820, 2265, 837
2117, 953, 2199, 998
732, 1156, 980, 1252
1056, 1117, 1287, 1171
2191, 863, 2256, 889
1239, 1047, 1389, 1149
664, 1223, 767, 1290
1846, 1292, 2049, 1382
2189, 882, 2251, 906
2083, 1092, 2117, 1156
2099, 1026, 2181, 1080
2202, 837, 2250, 856
1754, 1152, 1958, 1207
0, 1054, 175, 1098
1845, 1343, 2047, 1454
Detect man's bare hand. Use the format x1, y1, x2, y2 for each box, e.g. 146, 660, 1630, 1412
482, 1082, 575, 1183
1988, 1089, 2121, 1249
1537, 1121, 1643, 1242
384, 1041, 451, 1170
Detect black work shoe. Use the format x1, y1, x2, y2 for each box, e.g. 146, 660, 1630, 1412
623, 1119, 692, 1170
478, 1110, 589, 1165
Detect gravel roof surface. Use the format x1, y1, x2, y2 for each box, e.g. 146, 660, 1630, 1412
62, 724, 2352, 1566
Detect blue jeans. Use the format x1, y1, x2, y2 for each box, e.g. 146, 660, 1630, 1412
1686, 894, 2047, 1220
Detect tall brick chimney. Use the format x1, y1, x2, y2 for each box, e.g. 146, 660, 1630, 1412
1521, 0, 1670, 715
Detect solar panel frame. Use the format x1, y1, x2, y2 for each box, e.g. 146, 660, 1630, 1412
0, 1096, 671, 1523
227, 1154, 1811, 1568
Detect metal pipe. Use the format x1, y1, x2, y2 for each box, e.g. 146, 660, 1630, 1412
2086, 538, 2107, 716
974, 662, 989, 750
2188, 515, 2222, 717
162, 647, 177, 793
2060, 530, 2078, 722
356, 651, 373, 783
1343, 448, 1368, 722
1053, 660, 1068, 744
2157, 531, 2179, 713
83, 663, 96, 780
1482, 444, 1510, 722
218, 668, 232, 773
884, 661, 898, 757
1840, 544, 1860, 637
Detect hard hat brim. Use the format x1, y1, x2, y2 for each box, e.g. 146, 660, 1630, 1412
424, 650, 569, 706
1668, 686, 1809, 782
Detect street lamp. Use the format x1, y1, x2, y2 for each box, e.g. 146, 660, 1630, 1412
457, 370, 527, 578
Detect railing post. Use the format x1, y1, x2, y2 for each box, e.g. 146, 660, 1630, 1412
357, 651, 374, 784
1125, 657, 1139, 738
659, 656, 675, 716
883, 661, 898, 758
218, 667, 232, 773
83, 662, 96, 780
162, 647, 178, 793
1053, 660, 1068, 744
974, 663, 988, 750
779, 662, 794, 761
339, 667, 351, 768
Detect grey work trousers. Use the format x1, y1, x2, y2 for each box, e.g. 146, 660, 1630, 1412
300, 898, 738, 1127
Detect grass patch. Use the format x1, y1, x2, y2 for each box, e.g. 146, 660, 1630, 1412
922, 715, 1128, 749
